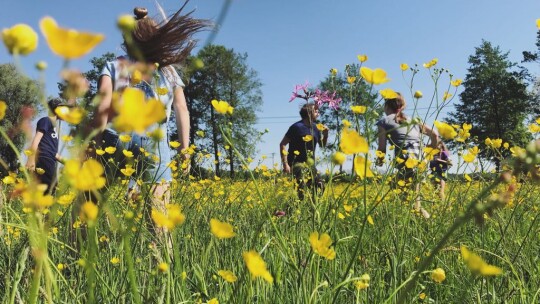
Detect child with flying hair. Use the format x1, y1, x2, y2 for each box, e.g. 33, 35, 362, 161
376, 93, 440, 218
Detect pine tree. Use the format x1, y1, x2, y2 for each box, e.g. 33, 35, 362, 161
448, 40, 532, 171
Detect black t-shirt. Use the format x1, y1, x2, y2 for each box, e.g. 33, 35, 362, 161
285, 121, 321, 165
36, 117, 58, 161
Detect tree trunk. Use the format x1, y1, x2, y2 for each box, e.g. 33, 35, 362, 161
210, 107, 220, 177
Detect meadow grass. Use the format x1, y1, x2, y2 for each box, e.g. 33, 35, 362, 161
1, 171, 539, 303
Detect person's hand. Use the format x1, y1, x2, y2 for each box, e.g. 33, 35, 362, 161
178, 149, 191, 176
283, 163, 291, 174
25, 160, 36, 171
322, 125, 329, 135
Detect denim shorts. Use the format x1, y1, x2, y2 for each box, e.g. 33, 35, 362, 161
99, 127, 173, 184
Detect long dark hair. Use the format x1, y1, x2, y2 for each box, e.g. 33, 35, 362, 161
124, 3, 211, 67
384, 92, 407, 123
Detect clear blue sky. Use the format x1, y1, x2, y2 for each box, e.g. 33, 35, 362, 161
2, 0, 539, 172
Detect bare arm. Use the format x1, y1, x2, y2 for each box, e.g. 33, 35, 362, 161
173, 86, 190, 159
321, 126, 329, 148
91, 75, 114, 134
25, 131, 44, 170
421, 124, 439, 148
279, 136, 291, 173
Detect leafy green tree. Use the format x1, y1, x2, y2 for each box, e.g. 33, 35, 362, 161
447, 40, 532, 171
183, 45, 262, 177
318, 64, 379, 145
59, 52, 116, 107
317, 64, 379, 172
522, 29, 540, 117
0, 64, 41, 175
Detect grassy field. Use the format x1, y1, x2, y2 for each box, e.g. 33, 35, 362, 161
1, 169, 539, 303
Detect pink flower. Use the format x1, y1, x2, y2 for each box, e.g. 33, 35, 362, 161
289, 81, 310, 102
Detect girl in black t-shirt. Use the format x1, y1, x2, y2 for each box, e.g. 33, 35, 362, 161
25, 99, 65, 194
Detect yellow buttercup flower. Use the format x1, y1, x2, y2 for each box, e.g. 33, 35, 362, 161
156, 87, 169, 96
379, 88, 398, 99
342, 119, 351, 128
208, 298, 219, 304
169, 141, 181, 148
434, 121, 457, 140
354, 156, 374, 179
331, 152, 346, 165
316, 123, 325, 131
80, 201, 99, 224
404, 157, 419, 169
0, 101, 6, 121
347, 76, 356, 84
157, 262, 169, 273
218, 270, 237, 283
57, 192, 76, 206
414, 91, 423, 99
400, 63, 409, 71
122, 149, 134, 158
210, 218, 236, 239
302, 135, 313, 142
468, 146, 480, 155
351, 105, 367, 114
451, 79, 462, 87
130, 69, 142, 86
64, 159, 106, 191
431, 268, 446, 283
2, 23, 38, 55
243, 250, 273, 283
340, 128, 368, 155
443, 91, 452, 101
55, 106, 85, 125
151, 204, 185, 231
21, 184, 54, 209
119, 134, 131, 142
463, 152, 476, 163
330, 68, 338, 76
211, 99, 234, 115
357, 54, 368, 62
2, 173, 16, 184
120, 165, 136, 177
40, 16, 104, 60
423, 58, 438, 68
360, 67, 390, 85
529, 123, 540, 133
196, 130, 205, 137
309, 232, 336, 260
113, 88, 166, 134
354, 274, 370, 290
61, 135, 73, 142
35, 168, 45, 175
110, 257, 120, 265
460, 245, 503, 276
423, 147, 440, 161
104, 146, 116, 154
367, 215, 374, 225
537, 19, 540, 29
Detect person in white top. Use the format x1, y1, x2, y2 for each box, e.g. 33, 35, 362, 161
90, 6, 209, 233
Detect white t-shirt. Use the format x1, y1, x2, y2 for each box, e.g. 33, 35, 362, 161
100, 57, 185, 122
